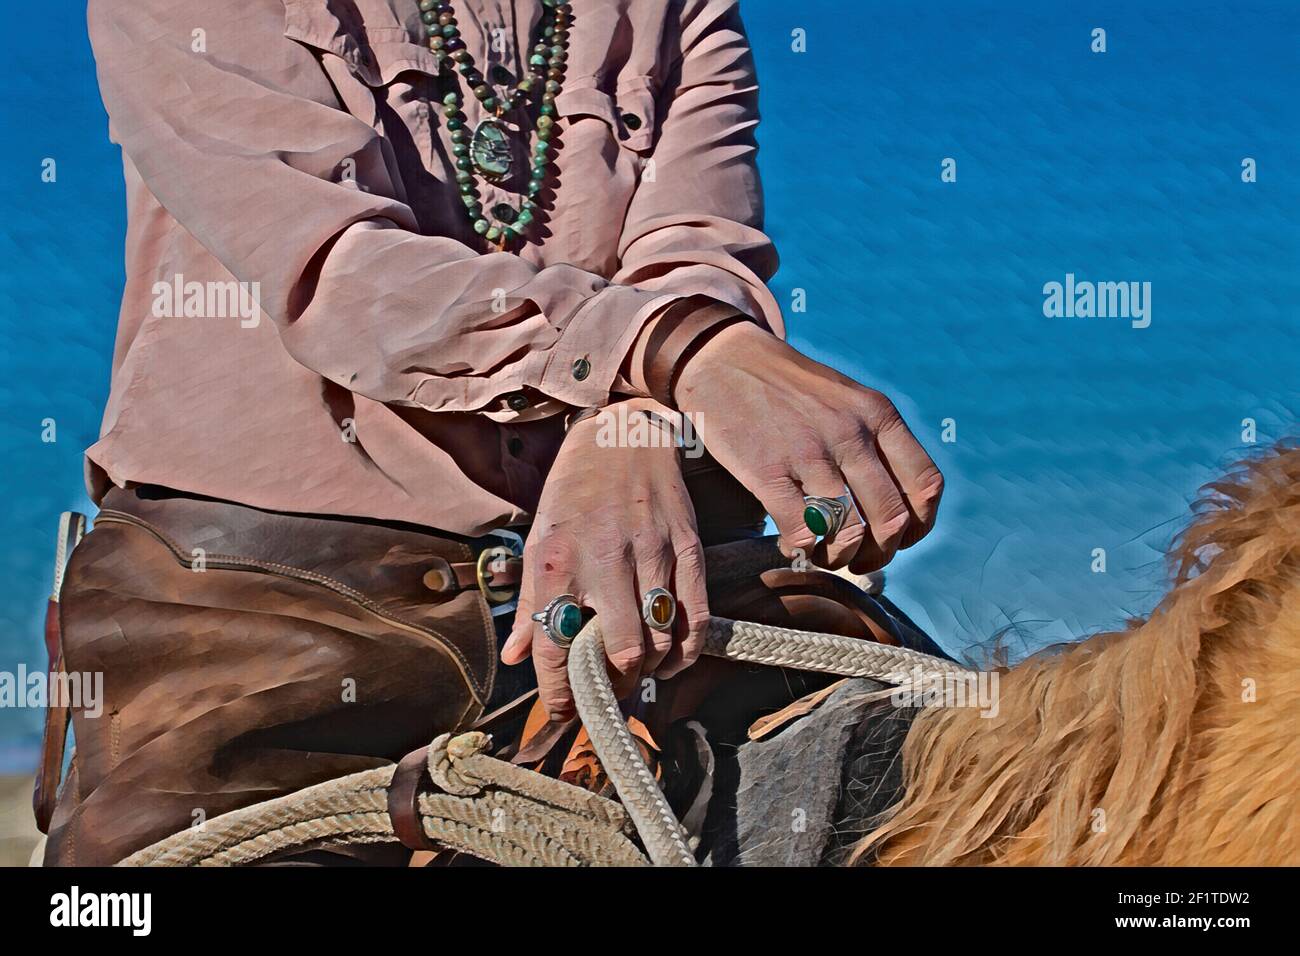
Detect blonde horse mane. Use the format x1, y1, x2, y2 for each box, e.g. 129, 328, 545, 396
852, 443, 1300, 866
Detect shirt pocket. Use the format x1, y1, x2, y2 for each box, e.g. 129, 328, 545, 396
282, 0, 453, 223
282, 1, 443, 126
554, 76, 658, 156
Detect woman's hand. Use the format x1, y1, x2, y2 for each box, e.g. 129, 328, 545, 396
501, 400, 709, 721
675, 321, 944, 573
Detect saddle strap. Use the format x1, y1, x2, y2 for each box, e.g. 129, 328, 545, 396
33, 511, 86, 834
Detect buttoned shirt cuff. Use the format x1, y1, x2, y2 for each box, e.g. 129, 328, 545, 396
534, 285, 683, 408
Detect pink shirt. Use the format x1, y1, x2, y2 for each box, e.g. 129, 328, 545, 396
86, 0, 781, 535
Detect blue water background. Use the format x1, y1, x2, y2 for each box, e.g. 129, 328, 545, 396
0, 1, 1296, 771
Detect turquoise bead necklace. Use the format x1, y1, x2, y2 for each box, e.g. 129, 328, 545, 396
417, 0, 572, 249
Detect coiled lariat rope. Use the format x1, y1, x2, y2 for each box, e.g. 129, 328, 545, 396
121, 731, 648, 867
118, 537, 968, 867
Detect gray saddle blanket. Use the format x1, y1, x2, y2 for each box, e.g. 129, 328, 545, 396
700, 679, 920, 866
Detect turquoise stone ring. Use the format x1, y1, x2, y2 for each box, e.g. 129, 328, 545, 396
531, 594, 585, 649
803, 493, 854, 540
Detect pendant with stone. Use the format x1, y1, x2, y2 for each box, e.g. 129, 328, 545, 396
470, 117, 512, 180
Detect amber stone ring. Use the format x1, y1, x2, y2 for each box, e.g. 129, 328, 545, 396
641, 587, 677, 632
803, 493, 854, 540
531, 594, 585, 649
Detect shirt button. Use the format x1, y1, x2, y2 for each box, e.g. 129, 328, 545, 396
571, 357, 591, 381
507, 436, 524, 457
489, 64, 513, 85
506, 392, 529, 411
620, 112, 642, 130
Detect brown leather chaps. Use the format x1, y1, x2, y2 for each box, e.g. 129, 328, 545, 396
44, 487, 513, 866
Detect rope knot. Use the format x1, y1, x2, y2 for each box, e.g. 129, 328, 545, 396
427, 731, 493, 796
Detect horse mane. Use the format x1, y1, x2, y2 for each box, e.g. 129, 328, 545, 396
851, 442, 1300, 866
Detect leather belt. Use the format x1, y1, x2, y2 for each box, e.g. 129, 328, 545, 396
99, 485, 526, 611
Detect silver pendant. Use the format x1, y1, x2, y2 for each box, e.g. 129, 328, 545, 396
470, 117, 513, 180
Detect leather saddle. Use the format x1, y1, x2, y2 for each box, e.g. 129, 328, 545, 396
477, 563, 947, 804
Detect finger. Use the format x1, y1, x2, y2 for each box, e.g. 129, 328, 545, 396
656, 535, 710, 680
839, 439, 911, 574
520, 532, 581, 716
633, 542, 678, 677
796, 459, 867, 570
588, 555, 645, 700
532, 628, 575, 721
501, 567, 536, 664
750, 468, 818, 559
868, 405, 945, 548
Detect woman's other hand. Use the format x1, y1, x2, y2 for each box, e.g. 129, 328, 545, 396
674, 322, 944, 573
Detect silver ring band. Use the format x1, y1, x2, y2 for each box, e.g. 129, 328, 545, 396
641, 587, 677, 632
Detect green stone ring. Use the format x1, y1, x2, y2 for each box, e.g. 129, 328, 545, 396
803, 493, 854, 540
531, 594, 585, 649
641, 587, 676, 632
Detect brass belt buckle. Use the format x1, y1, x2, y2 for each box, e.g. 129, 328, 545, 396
476, 546, 516, 604
478, 530, 523, 616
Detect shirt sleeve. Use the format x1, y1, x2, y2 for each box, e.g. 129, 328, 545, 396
86, 0, 675, 413
611, 0, 785, 341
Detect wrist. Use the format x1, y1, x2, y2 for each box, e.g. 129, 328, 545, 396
639, 298, 749, 408
563, 397, 670, 439
561, 397, 684, 460
673, 320, 765, 403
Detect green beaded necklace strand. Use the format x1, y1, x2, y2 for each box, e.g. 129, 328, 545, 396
417, 0, 572, 249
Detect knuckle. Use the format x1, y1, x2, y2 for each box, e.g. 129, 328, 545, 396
864, 392, 901, 429
532, 636, 569, 666
535, 652, 567, 676
608, 646, 644, 673
531, 531, 582, 579
634, 536, 676, 569
917, 466, 945, 502
829, 427, 870, 460
877, 506, 911, 541
685, 618, 709, 646
682, 602, 706, 628
591, 535, 634, 570
753, 460, 795, 493
835, 519, 868, 550
789, 430, 829, 467
674, 538, 706, 571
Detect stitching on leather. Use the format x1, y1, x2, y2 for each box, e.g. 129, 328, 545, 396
109, 711, 121, 770
93, 511, 489, 704
472, 586, 496, 706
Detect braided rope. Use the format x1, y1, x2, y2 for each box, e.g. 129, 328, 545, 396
119, 737, 645, 868
568, 620, 697, 867
119, 537, 964, 867
704, 616, 969, 683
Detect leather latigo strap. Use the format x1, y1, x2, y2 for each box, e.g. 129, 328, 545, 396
33, 647, 70, 834
387, 746, 439, 850
642, 297, 748, 407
